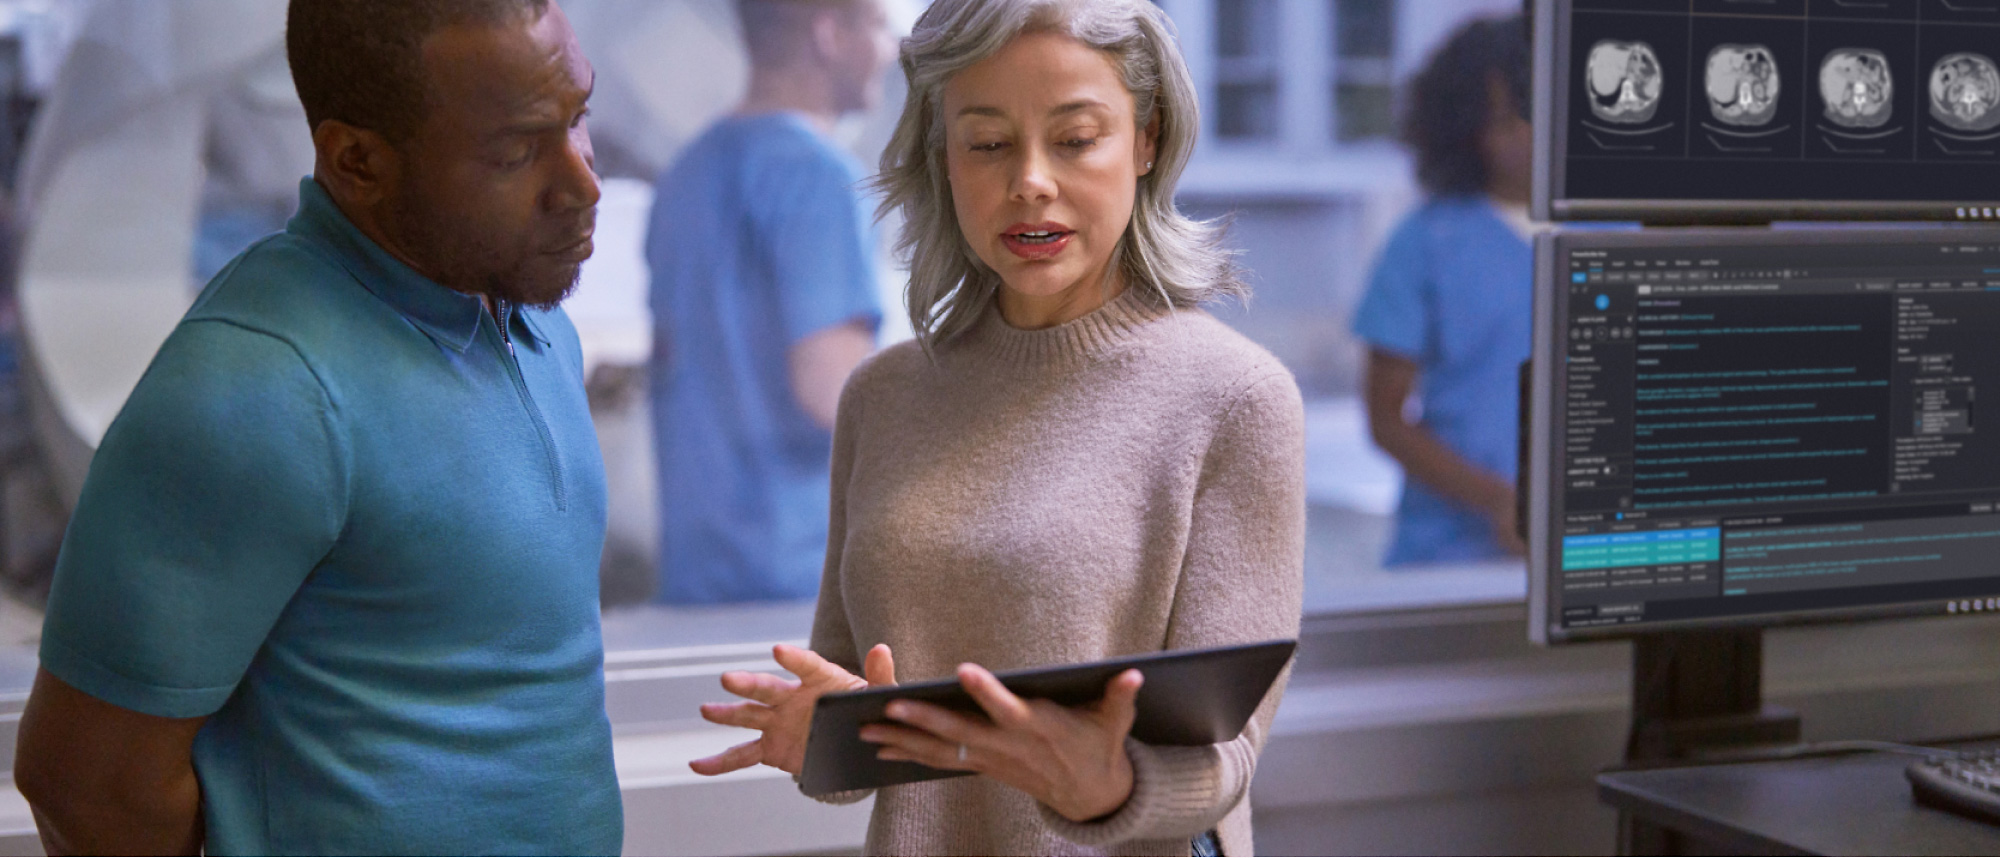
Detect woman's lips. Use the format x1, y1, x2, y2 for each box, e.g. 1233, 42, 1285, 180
1000, 229, 1073, 260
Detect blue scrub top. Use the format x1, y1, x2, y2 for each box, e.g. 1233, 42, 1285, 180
39, 179, 622, 855
1353, 197, 1532, 567
646, 113, 882, 604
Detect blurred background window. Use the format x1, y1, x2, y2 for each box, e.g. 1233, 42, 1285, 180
1213, 0, 1280, 141
0, 0, 1534, 677
1332, 0, 1397, 142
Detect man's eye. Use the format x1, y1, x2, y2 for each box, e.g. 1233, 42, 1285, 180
571, 107, 592, 130
497, 146, 536, 169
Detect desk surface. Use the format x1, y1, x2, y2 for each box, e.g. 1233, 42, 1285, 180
1598, 743, 2000, 856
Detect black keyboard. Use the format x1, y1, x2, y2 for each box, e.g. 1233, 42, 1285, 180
1907, 749, 2000, 825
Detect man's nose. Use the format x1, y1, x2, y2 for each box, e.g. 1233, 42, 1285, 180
549, 124, 601, 214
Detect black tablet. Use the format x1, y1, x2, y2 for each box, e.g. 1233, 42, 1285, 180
798, 638, 1297, 797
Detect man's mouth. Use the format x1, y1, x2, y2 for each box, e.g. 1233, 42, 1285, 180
548, 233, 594, 263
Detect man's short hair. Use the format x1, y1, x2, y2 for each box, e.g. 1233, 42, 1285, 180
287, 0, 551, 141
735, 0, 860, 66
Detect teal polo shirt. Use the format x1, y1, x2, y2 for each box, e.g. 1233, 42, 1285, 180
39, 178, 622, 855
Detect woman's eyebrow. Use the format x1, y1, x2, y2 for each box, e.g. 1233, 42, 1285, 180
1047, 99, 1109, 117
953, 99, 1111, 120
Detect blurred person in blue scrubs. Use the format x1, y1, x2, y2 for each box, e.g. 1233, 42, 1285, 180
1354, 16, 1535, 567
647, 0, 896, 603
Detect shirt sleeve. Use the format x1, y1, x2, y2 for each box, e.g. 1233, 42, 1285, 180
748, 145, 884, 346
38, 319, 349, 719
1352, 211, 1436, 362
1038, 371, 1307, 848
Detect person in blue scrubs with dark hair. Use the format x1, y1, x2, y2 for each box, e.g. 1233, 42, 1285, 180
13, 1, 622, 853
647, 0, 896, 604
1354, 15, 1538, 567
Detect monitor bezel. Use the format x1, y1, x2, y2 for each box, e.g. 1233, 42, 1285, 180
1529, 0, 2000, 225
1530, 226, 2000, 644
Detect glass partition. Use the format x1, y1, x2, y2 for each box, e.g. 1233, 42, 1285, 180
0, 0, 1534, 694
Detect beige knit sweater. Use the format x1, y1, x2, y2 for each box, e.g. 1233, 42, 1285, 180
807, 287, 1307, 856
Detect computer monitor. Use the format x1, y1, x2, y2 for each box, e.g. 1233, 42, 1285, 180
1532, 0, 2000, 223
1529, 226, 2000, 643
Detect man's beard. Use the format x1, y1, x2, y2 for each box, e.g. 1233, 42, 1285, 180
389, 197, 586, 311
482, 262, 581, 311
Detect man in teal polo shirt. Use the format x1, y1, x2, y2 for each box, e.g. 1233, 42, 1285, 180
12, 1, 621, 854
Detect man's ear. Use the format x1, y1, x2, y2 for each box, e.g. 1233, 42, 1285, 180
810, 8, 844, 64
311, 120, 400, 208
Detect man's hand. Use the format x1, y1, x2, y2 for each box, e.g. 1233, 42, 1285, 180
15, 669, 206, 856
690, 643, 898, 776
861, 665, 1143, 822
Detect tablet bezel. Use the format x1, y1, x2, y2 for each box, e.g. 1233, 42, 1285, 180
798, 639, 1298, 797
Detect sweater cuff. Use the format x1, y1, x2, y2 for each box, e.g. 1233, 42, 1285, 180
1038, 738, 1230, 847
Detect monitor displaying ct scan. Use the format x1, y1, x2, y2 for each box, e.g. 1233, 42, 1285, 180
1529, 227, 2000, 642
1534, 0, 2000, 222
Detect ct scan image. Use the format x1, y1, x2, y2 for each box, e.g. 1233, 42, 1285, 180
1689, 14, 1805, 159
1929, 53, 2000, 133
1804, 19, 1914, 157
1588, 39, 1665, 123
1706, 44, 1782, 126
1820, 48, 1896, 129
1567, 11, 1687, 158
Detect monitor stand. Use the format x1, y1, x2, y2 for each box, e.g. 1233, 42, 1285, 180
1618, 629, 1802, 853
1627, 629, 1800, 760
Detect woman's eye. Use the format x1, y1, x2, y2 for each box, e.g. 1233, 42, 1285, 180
969, 141, 1008, 153
1060, 137, 1100, 150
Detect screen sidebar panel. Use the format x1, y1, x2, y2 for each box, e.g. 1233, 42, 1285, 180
1538, 229, 2000, 642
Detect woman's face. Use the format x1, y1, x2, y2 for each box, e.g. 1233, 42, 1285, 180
942, 31, 1158, 326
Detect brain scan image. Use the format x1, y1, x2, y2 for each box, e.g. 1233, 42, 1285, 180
1819, 49, 1894, 128
1705, 44, 1781, 125
1930, 53, 2000, 132
1586, 40, 1664, 124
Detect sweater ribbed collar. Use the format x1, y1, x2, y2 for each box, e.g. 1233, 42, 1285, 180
958, 285, 1175, 370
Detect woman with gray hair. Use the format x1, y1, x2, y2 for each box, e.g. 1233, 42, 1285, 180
691, 0, 1304, 853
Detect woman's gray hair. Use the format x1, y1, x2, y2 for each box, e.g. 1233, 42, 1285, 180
874, 0, 1244, 347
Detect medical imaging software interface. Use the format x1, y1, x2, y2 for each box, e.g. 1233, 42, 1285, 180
1563, 0, 2000, 204
1552, 236, 2000, 631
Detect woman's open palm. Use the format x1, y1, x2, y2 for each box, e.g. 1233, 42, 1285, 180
689, 643, 897, 776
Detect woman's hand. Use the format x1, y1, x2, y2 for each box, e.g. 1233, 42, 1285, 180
861, 664, 1144, 823
689, 643, 898, 776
